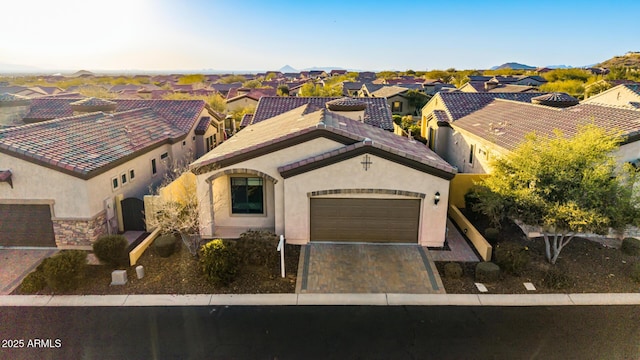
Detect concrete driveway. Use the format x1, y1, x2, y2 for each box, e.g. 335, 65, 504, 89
296, 244, 445, 294
0, 249, 57, 294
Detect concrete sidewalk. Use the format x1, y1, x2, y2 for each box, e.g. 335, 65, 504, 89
2, 293, 640, 307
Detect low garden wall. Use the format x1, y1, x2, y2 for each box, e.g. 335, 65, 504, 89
448, 204, 492, 261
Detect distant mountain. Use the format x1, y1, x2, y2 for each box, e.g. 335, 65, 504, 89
597, 51, 640, 68
490, 62, 536, 70
279, 65, 298, 73
545, 64, 573, 69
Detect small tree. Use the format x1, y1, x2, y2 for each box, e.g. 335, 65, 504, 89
474, 124, 640, 264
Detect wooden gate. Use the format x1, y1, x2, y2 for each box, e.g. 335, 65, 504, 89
121, 197, 146, 231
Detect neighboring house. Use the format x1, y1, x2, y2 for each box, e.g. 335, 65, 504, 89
422, 80, 456, 95
460, 75, 546, 93
342, 81, 363, 96
422, 91, 640, 174
225, 88, 278, 112
0, 98, 224, 248
330, 69, 347, 77
210, 83, 243, 97
190, 103, 456, 247
368, 85, 416, 116
420, 91, 548, 169
247, 96, 394, 130
357, 71, 376, 82
582, 83, 640, 108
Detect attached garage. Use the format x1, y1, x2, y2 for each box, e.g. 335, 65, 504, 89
0, 204, 56, 247
310, 198, 420, 243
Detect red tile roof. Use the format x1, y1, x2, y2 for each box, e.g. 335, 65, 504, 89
433, 92, 549, 122
251, 96, 393, 130
25, 98, 206, 131
240, 113, 253, 127
195, 117, 212, 135
191, 105, 455, 178
452, 100, 640, 151
0, 108, 185, 179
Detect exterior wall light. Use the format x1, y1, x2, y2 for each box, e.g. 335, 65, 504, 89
434, 191, 440, 205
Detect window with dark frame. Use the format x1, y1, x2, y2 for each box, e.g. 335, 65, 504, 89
428, 127, 436, 151
121, 173, 127, 185
392, 101, 403, 113
129, 169, 135, 180
230, 177, 264, 214
112, 177, 118, 189
151, 159, 157, 175
469, 144, 476, 165
160, 152, 168, 160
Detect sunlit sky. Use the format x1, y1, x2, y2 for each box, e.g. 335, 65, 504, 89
1, 0, 639, 72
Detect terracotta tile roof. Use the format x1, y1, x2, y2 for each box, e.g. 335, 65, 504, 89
370, 85, 410, 98
240, 113, 253, 127
325, 97, 367, 111
531, 93, 579, 107
0, 108, 185, 178
195, 117, 211, 135
251, 96, 393, 130
434, 92, 548, 122
24, 98, 205, 131
0, 93, 31, 106
191, 105, 455, 177
453, 100, 640, 151
70, 97, 117, 107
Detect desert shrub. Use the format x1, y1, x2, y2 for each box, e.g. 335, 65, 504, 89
154, 234, 178, 258
484, 228, 499, 243
43, 250, 87, 291
631, 263, 640, 283
493, 241, 530, 276
621, 237, 640, 256
475, 262, 500, 282
20, 271, 47, 294
444, 262, 463, 279
93, 235, 129, 266
464, 189, 480, 211
200, 239, 240, 286
236, 230, 279, 267
543, 268, 572, 290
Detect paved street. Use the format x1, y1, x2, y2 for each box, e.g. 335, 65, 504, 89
1, 305, 639, 359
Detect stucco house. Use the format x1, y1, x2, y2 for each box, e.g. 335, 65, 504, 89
0, 97, 223, 248
581, 83, 640, 109
422, 92, 640, 174
190, 101, 456, 247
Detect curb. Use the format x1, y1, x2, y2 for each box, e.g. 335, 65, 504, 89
1, 293, 640, 307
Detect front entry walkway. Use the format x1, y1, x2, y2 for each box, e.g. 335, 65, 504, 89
296, 244, 445, 294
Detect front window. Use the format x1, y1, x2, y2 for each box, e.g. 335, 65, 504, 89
392, 101, 403, 113
231, 177, 264, 214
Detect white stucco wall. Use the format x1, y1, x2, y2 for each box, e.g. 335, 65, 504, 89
196, 137, 344, 237
282, 154, 450, 247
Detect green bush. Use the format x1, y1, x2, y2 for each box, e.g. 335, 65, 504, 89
631, 263, 640, 283
236, 230, 278, 267
493, 241, 530, 276
43, 250, 87, 292
20, 271, 47, 294
154, 234, 178, 258
621, 237, 640, 256
200, 239, 240, 286
484, 228, 499, 243
543, 268, 572, 290
475, 262, 500, 282
93, 235, 129, 266
444, 262, 463, 279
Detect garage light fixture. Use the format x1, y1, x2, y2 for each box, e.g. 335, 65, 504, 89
434, 191, 440, 205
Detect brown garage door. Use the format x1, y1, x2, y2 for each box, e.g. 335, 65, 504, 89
310, 198, 420, 243
0, 204, 56, 247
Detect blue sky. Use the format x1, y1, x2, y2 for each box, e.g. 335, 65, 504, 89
1, 0, 639, 72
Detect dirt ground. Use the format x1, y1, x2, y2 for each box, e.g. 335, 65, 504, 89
437, 209, 640, 294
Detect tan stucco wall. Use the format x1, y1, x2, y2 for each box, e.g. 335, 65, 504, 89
196, 137, 343, 237
583, 86, 640, 106
388, 94, 412, 116
226, 97, 258, 112
282, 154, 450, 247
0, 156, 89, 218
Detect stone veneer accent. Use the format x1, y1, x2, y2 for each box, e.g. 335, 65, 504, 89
53, 211, 109, 247
308, 188, 426, 199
